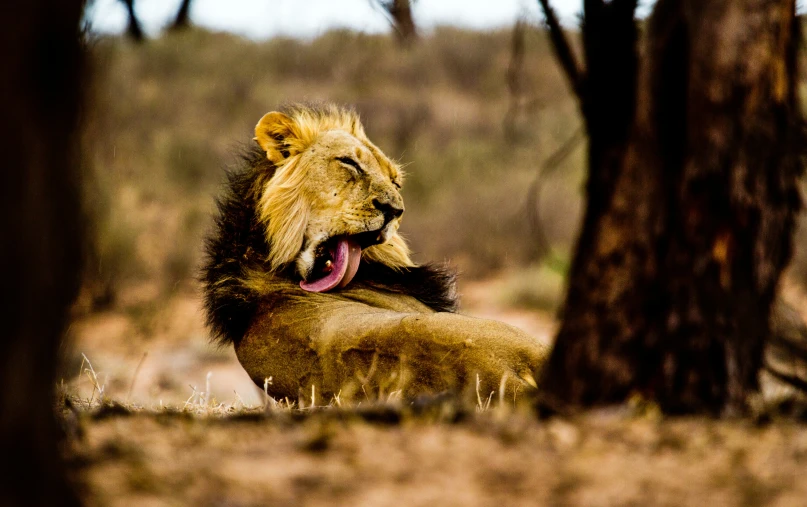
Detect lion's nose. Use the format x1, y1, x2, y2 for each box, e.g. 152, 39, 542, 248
373, 198, 404, 224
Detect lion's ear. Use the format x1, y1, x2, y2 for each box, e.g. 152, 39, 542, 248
254, 111, 301, 165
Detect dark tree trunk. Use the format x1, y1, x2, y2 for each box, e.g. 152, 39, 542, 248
379, 0, 417, 46
169, 0, 193, 31
0, 1, 86, 505
538, 0, 804, 414
121, 0, 144, 42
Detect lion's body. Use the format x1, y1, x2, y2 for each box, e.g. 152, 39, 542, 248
203, 105, 547, 401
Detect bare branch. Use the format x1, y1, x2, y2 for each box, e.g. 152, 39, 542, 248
536, 0, 584, 99
375, 0, 417, 46
504, 19, 527, 142
524, 125, 585, 262
119, 0, 145, 42
765, 365, 807, 393
169, 0, 193, 31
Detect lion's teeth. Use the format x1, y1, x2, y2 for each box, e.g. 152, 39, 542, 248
323, 260, 333, 273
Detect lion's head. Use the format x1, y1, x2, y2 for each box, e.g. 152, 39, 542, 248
253, 105, 414, 292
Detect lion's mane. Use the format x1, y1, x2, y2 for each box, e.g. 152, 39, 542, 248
202, 105, 458, 346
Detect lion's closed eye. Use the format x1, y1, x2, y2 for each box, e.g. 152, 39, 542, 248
336, 156, 363, 176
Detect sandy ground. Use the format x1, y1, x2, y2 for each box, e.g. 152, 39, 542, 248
64, 276, 807, 506
67, 407, 807, 506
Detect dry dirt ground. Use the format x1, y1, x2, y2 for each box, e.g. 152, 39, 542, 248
64, 277, 807, 506
67, 408, 807, 507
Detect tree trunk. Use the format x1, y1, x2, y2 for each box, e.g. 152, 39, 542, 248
121, 0, 144, 42
380, 0, 417, 46
0, 1, 86, 505
169, 0, 193, 31
538, 0, 804, 414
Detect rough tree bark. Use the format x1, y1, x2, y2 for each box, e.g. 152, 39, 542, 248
537, 0, 804, 414
169, 0, 194, 31
0, 1, 86, 505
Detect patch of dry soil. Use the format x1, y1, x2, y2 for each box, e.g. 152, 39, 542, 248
68, 410, 807, 507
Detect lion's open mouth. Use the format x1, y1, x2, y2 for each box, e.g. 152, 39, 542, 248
299, 231, 383, 293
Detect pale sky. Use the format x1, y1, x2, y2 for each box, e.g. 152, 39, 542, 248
87, 0, 656, 40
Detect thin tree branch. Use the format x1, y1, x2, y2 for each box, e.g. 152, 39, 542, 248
504, 19, 527, 142
765, 363, 807, 393
120, 0, 144, 42
536, 0, 584, 99
170, 0, 193, 31
524, 125, 585, 263
373, 0, 417, 46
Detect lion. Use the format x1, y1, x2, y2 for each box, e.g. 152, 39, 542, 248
202, 104, 547, 403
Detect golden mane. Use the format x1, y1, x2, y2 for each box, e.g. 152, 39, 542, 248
253, 104, 414, 273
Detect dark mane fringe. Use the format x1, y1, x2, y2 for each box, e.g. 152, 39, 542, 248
202, 144, 459, 346
201, 146, 275, 346
356, 262, 459, 313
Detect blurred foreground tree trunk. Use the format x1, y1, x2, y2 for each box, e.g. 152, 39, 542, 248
120, 0, 144, 42
169, 0, 194, 31
538, 0, 804, 414
0, 1, 86, 505
378, 0, 417, 46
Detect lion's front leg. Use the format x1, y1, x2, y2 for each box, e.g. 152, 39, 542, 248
320, 311, 548, 403
236, 294, 548, 404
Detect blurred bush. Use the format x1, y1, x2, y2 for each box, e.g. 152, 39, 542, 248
497, 263, 567, 312
77, 25, 593, 309
78, 21, 807, 318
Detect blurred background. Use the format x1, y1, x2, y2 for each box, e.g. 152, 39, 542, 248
68, 0, 807, 410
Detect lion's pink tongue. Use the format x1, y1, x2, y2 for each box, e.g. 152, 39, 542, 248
299, 238, 362, 293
